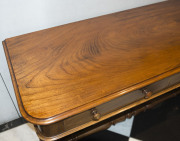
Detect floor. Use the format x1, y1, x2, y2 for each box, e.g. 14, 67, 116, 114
0, 94, 179, 141
0, 123, 38, 141
0, 123, 139, 141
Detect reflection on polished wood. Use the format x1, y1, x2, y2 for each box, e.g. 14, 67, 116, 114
2, 0, 180, 140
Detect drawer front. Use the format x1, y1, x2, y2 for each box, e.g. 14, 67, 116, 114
145, 72, 180, 95
144, 76, 170, 95
64, 90, 144, 130
169, 72, 180, 86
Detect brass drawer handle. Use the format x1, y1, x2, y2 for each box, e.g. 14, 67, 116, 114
91, 109, 101, 121
142, 88, 152, 99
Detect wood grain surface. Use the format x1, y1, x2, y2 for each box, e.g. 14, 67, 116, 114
3, 0, 180, 124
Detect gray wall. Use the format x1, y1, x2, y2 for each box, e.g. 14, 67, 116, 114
0, 0, 164, 125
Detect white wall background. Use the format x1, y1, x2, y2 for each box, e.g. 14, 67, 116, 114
0, 0, 165, 135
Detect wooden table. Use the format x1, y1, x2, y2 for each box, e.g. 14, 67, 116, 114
3, 0, 180, 140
